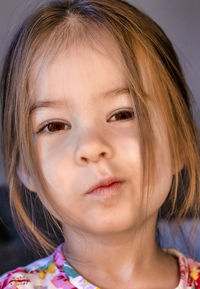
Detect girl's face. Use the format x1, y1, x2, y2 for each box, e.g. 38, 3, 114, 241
30, 38, 173, 236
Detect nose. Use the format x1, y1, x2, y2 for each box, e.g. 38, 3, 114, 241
74, 130, 113, 166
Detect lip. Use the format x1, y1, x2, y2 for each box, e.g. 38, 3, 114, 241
86, 177, 125, 195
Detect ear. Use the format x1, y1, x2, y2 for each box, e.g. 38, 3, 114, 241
17, 164, 36, 192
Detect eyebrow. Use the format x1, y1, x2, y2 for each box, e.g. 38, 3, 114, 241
30, 86, 130, 114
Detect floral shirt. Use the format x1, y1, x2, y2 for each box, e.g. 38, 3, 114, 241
0, 244, 200, 289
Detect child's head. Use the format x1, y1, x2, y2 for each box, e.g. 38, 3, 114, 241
1, 0, 200, 251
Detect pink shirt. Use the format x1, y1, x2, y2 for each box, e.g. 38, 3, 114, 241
0, 244, 200, 288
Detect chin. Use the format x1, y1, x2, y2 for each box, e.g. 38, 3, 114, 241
86, 214, 138, 236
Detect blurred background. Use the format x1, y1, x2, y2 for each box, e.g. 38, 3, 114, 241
0, 0, 200, 275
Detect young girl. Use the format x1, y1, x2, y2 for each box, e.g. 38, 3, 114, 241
0, 0, 200, 288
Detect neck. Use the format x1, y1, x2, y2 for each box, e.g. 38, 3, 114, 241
62, 215, 179, 289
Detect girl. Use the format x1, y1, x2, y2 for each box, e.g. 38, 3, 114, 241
0, 0, 200, 288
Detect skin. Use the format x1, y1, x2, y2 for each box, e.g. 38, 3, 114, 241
29, 36, 179, 288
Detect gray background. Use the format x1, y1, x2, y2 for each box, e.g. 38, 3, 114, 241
0, 0, 199, 185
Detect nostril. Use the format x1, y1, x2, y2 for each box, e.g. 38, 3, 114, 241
81, 156, 88, 162
80, 151, 106, 163
76, 140, 113, 165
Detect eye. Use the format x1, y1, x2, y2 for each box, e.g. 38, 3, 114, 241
108, 109, 134, 122
37, 121, 69, 134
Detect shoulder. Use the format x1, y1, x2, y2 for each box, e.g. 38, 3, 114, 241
165, 248, 200, 289
0, 254, 57, 289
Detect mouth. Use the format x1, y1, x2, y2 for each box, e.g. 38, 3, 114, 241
85, 178, 125, 198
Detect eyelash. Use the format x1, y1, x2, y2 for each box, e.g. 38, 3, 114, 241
37, 109, 135, 134
109, 109, 134, 122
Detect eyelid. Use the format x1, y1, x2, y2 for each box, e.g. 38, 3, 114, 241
36, 119, 70, 134
107, 108, 135, 122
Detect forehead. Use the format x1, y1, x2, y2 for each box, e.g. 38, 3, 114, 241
29, 32, 128, 104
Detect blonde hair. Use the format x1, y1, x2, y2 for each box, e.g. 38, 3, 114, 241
1, 0, 200, 253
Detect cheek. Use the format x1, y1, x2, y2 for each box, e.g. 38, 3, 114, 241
118, 136, 142, 179
155, 145, 173, 205
144, 138, 173, 214
36, 136, 74, 186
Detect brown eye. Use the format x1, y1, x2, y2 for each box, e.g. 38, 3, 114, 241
47, 122, 66, 132
38, 121, 69, 134
109, 110, 134, 122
